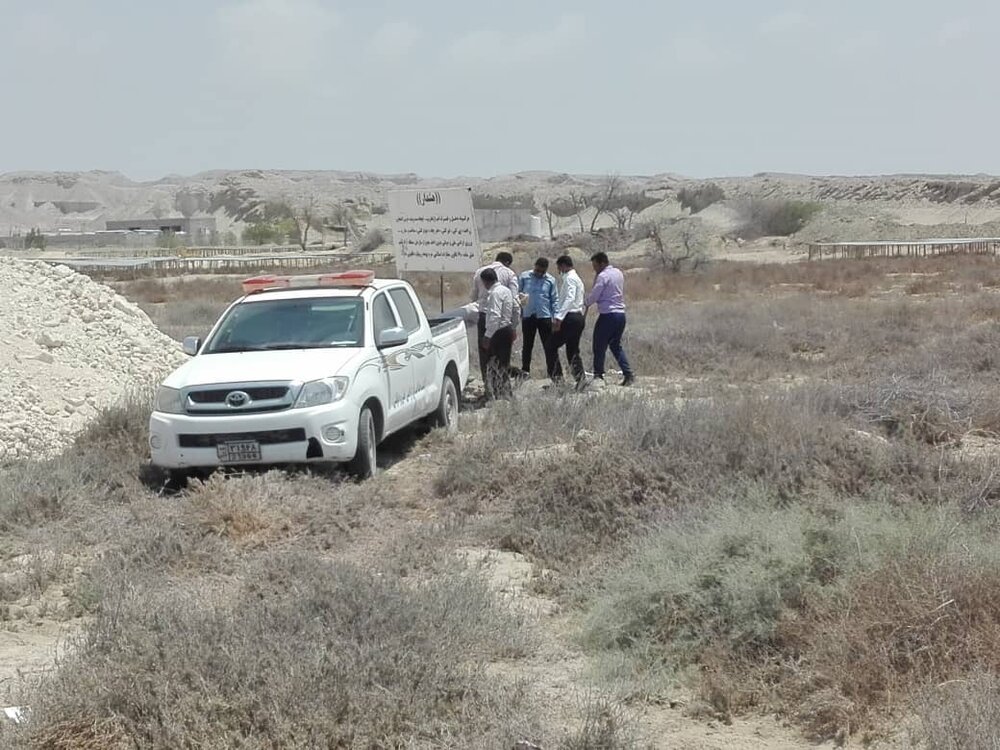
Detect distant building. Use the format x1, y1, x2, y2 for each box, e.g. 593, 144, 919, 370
474, 209, 541, 242
105, 217, 216, 244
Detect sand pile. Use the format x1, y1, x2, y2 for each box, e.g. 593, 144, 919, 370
0, 259, 184, 462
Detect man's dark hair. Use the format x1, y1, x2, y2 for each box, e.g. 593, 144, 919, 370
480, 268, 498, 284
591, 251, 610, 265
534, 257, 549, 271
556, 255, 573, 269
495, 251, 514, 266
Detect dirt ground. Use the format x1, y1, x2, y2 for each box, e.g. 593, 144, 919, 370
11, 255, 1000, 746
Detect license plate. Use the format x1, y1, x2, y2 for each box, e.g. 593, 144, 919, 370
216, 441, 262, 463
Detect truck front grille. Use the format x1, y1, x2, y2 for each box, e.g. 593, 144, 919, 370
188, 386, 289, 403
178, 428, 307, 448
183, 381, 296, 415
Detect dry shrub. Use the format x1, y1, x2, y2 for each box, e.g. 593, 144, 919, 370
14, 554, 535, 749
844, 373, 1000, 447
115, 276, 242, 305
906, 276, 948, 295
25, 717, 133, 750
111, 276, 246, 340
0, 395, 154, 531
558, 694, 637, 750
0, 552, 69, 604
582, 500, 1000, 741
124, 278, 168, 303
497, 446, 674, 566
186, 473, 293, 545
81, 469, 361, 593
915, 671, 1000, 749
444, 390, 949, 571
777, 544, 1000, 739
356, 227, 386, 252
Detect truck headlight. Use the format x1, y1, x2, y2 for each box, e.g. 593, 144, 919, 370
295, 377, 349, 409
154, 386, 185, 414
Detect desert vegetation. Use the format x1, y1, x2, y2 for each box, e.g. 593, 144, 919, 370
5, 254, 1000, 746
677, 182, 726, 214
733, 198, 823, 238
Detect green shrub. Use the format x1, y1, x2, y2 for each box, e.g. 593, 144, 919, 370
734, 198, 822, 237
678, 183, 725, 214
23, 227, 46, 250
242, 221, 284, 245
581, 500, 1000, 739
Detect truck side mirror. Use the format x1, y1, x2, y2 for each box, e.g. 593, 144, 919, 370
376, 326, 408, 349
182, 336, 202, 356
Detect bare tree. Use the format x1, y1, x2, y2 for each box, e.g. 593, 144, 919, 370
645, 217, 709, 273
534, 189, 578, 239
607, 192, 660, 231
287, 195, 324, 251
325, 202, 363, 246
589, 174, 622, 233
568, 190, 590, 234
534, 189, 557, 240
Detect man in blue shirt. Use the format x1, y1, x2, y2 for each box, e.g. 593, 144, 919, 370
517, 256, 559, 378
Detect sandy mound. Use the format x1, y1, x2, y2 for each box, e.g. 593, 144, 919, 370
0, 259, 184, 461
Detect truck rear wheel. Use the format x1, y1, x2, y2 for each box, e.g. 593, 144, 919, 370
348, 407, 378, 479
432, 375, 460, 435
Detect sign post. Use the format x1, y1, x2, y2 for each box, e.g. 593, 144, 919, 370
387, 188, 482, 313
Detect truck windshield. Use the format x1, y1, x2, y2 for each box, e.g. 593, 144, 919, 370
203, 297, 365, 353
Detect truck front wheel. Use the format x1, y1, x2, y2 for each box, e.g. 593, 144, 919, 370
348, 407, 378, 479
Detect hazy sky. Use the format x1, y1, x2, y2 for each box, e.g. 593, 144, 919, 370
1, 0, 996, 180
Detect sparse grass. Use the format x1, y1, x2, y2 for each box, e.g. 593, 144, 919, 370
11, 254, 1000, 745
111, 277, 239, 340
0, 393, 153, 532
442, 389, 979, 571
558, 694, 638, 749
12, 555, 536, 749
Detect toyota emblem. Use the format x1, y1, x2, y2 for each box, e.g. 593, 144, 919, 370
226, 391, 251, 408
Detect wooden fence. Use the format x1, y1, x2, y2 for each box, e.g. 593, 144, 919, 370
38, 252, 395, 277
808, 238, 1000, 260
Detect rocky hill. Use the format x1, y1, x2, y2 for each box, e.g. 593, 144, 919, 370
4, 168, 1000, 241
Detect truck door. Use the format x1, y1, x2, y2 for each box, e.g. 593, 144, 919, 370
373, 292, 415, 433
388, 287, 438, 417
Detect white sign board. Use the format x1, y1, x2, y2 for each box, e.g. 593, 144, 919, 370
387, 188, 482, 274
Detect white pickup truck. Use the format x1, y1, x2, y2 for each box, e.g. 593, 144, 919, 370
149, 271, 469, 479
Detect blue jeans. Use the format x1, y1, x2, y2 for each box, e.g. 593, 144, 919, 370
592, 312, 633, 378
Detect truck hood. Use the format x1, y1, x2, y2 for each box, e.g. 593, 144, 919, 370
162, 349, 367, 389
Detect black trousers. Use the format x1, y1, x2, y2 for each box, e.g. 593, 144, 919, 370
486, 326, 514, 398
521, 316, 558, 377
548, 312, 585, 383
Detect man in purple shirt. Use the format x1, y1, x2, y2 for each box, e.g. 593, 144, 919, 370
584, 252, 635, 386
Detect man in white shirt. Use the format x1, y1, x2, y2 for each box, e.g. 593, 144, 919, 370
480, 267, 516, 399
547, 255, 586, 387
471, 251, 519, 390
